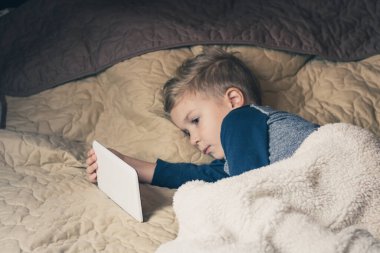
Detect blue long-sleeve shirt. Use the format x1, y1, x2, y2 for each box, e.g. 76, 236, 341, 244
151, 105, 318, 188
151, 105, 269, 188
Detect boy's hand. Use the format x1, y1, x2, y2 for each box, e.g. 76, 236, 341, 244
85, 147, 126, 183
86, 146, 155, 184
86, 148, 98, 183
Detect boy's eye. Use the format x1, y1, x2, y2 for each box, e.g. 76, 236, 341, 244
183, 130, 190, 137
191, 117, 199, 125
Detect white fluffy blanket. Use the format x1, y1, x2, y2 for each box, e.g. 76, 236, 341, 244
156, 123, 380, 253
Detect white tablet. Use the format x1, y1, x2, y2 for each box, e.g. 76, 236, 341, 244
92, 140, 143, 222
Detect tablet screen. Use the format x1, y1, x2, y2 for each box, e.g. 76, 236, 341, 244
93, 140, 143, 222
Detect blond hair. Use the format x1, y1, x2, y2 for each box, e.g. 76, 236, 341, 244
162, 48, 261, 114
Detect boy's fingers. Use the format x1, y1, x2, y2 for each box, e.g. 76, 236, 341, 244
86, 163, 97, 174
87, 148, 95, 157
88, 172, 97, 183
86, 154, 97, 165
86, 156, 93, 166
85, 148, 98, 183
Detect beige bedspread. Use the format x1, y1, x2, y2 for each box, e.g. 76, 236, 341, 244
1, 45, 379, 252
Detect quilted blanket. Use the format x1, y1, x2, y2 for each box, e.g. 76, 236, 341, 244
157, 123, 380, 253
1, 45, 379, 252
0, 130, 178, 252
1, 1, 380, 253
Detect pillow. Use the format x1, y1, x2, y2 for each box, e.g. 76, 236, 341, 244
5, 46, 380, 166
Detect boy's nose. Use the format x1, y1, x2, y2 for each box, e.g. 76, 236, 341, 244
190, 135, 200, 146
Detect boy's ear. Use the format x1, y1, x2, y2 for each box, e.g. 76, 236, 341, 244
225, 87, 245, 108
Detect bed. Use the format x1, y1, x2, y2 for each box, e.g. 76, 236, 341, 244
0, 0, 379, 252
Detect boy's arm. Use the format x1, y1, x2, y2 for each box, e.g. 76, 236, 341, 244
86, 148, 227, 188
151, 159, 228, 189
221, 105, 270, 176
86, 148, 155, 184
114, 151, 156, 184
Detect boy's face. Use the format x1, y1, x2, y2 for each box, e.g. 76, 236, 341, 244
170, 92, 234, 160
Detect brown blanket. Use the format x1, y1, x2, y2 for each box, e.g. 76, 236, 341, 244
1, 0, 380, 96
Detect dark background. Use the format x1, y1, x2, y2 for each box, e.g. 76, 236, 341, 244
0, 0, 29, 9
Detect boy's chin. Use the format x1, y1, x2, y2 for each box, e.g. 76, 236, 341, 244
210, 153, 224, 160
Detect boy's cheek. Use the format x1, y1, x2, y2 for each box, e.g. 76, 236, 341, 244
212, 148, 225, 160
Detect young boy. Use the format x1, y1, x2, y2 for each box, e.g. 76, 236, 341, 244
86, 48, 319, 188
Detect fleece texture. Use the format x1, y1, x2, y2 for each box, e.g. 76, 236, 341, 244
157, 123, 380, 253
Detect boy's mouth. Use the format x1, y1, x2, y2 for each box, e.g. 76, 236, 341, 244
202, 145, 211, 155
